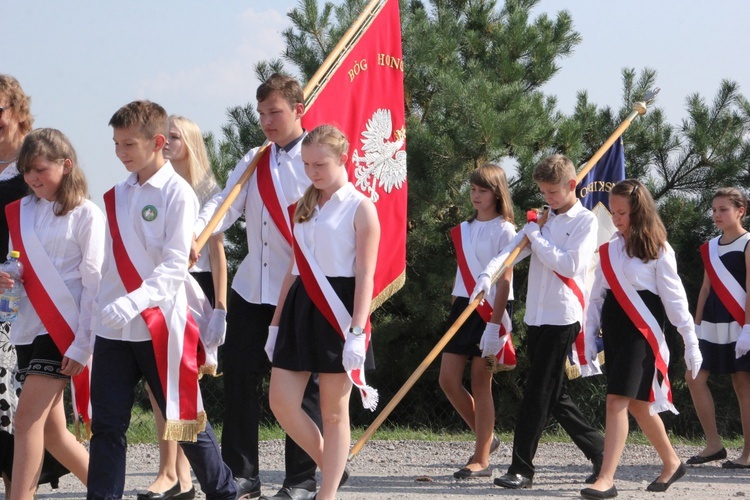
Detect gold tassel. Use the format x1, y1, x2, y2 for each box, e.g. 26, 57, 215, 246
73, 418, 92, 442
484, 355, 516, 373
565, 358, 582, 380
162, 412, 208, 442
198, 364, 222, 379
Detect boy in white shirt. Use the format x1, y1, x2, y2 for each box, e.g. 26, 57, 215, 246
472, 155, 605, 489
87, 101, 237, 500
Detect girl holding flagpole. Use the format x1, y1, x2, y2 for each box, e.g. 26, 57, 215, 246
581, 179, 702, 499
0, 128, 105, 499
439, 163, 516, 479
686, 187, 750, 469
267, 124, 379, 500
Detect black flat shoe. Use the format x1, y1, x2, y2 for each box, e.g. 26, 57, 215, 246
137, 482, 181, 500
173, 486, 196, 500
686, 448, 727, 465
585, 452, 604, 484
453, 466, 491, 479
646, 462, 687, 492
493, 473, 532, 489
259, 487, 316, 500
722, 460, 750, 469
580, 485, 617, 499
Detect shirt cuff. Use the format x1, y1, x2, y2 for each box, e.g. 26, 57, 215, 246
64, 343, 92, 366
127, 288, 151, 313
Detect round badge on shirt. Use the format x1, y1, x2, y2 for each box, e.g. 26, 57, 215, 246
142, 205, 158, 221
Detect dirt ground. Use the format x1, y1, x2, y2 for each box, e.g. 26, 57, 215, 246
11, 440, 750, 499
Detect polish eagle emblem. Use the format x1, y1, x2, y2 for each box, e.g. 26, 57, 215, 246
352, 109, 407, 202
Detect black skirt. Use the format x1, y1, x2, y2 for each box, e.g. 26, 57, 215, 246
442, 297, 514, 358
602, 289, 665, 401
274, 276, 375, 373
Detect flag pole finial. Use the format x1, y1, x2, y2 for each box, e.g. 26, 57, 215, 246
635, 88, 661, 115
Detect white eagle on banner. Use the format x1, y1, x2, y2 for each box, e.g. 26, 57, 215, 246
352, 108, 407, 202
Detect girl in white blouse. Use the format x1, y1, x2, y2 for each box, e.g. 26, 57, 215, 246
267, 125, 380, 500
439, 163, 516, 479
581, 179, 702, 499
0, 128, 105, 499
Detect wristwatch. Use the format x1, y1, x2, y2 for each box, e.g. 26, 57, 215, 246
348, 326, 365, 336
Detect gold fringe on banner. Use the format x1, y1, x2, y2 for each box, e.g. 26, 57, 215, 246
370, 270, 405, 312
163, 411, 208, 442
484, 355, 516, 374
198, 364, 221, 379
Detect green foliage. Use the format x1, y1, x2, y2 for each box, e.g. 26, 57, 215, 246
204, 0, 750, 438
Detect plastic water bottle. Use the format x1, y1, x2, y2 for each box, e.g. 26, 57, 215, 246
0, 251, 24, 323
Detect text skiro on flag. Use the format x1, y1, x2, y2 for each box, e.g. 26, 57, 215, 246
302, 0, 406, 309
566, 136, 626, 379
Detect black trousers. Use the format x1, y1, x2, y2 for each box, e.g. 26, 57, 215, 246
88, 338, 236, 500
221, 291, 321, 490
508, 323, 604, 478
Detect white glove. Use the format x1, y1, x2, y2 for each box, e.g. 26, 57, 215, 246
469, 274, 492, 304
342, 331, 367, 371
204, 309, 227, 348
584, 329, 599, 364
736, 324, 750, 359
522, 221, 540, 238
683, 330, 703, 379
479, 322, 501, 358
265, 326, 278, 362
101, 296, 140, 329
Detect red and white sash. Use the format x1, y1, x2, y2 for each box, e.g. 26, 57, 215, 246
257, 146, 293, 246
601, 241, 677, 415
700, 237, 745, 326
6, 198, 92, 433
451, 222, 515, 368
557, 272, 601, 378
289, 204, 378, 411
104, 187, 207, 441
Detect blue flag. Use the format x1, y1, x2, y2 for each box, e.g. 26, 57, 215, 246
576, 137, 625, 211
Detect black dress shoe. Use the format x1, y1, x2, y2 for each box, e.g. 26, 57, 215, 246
646, 462, 687, 492
137, 482, 181, 500
453, 466, 492, 478
580, 485, 617, 499
493, 473, 532, 489
173, 486, 196, 500
260, 487, 316, 500
236, 477, 261, 499
686, 447, 727, 465
585, 452, 604, 484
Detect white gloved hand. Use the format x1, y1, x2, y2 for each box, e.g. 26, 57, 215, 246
469, 274, 492, 304
342, 331, 367, 371
683, 330, 703, 379
736, 324, 750, 359
584, 329, 600, 364
204, 309, 227, 348
522, 221, 540, 238
479, 322, 502, 358
101, 296, 140, 329
265, 326, 279, 362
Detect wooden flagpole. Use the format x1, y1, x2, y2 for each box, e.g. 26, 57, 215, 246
194, 0, 385, 253
348, 89, 660, 461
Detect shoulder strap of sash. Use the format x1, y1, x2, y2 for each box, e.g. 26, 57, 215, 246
700, 239, 746, 326
451, 223, 493, 322
257, 147, 293, 246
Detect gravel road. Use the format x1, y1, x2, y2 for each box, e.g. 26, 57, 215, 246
17, 440, 749, 499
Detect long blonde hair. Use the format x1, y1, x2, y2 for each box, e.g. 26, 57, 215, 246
294, 125, 349, 223
17, 128, 88, 216
169, 115, 219, 204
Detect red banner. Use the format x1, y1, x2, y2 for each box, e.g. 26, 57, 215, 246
302, 0, 406, 308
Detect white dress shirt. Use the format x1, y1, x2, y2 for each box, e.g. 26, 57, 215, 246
452, 216, 516, 300
487, 200, 598, 326
10, 197, 105, 365
586, 232, 695, 340
195, 141, 309, 306
291, 183, 364, 277
96, 163, 199, 342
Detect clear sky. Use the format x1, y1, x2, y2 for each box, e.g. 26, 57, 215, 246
3, 0, 749, 206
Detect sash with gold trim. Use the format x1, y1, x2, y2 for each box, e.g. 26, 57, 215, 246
600, 241, 677, 415
451, 222, 516, 369
104, 187, 206, 441
289, 203, 378, 410
700, 237, 746, 326
6, 198, 92, 435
